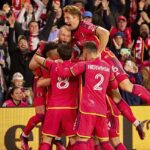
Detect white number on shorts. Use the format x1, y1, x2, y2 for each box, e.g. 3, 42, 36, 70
56, 77, 69, 89
93, 74, 104, 91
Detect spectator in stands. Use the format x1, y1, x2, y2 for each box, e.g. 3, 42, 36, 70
141, 48, 150, 93
109, 0, 126, 20
0, 31, 9, 106
7, 1, 59, 52
109, 31, 126, 59
137, 0, 150, 25
0, 11, 9, 40
71, 0, 86, 13
9, 72, 33, 106
92, 0, 115, 29
48, 24, 60, 42
17, 1, 43, 30
7, 32, 34, 88
2, 86, 29, 107
133, 23, 150, 68
82, 11, 93, 23
110, 15, 133, 48
119, 47, 131, 66
33, 0, 51, 28
120, 57, 143, 105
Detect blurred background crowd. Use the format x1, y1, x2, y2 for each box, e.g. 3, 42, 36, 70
0, 0, 150, 107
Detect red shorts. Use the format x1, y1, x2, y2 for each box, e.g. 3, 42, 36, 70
75, 113, 109, 141
107, 114, 119, 138
34, 86, 46, 106
42, 109, 77, 137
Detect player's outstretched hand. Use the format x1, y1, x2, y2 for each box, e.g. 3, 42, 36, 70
136, 122, 145, 140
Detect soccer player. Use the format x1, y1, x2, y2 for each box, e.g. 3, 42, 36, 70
56, 41, 120, 150
63, 3, 147, 138
63, 5, 150, 105
21, 56, 49, 150
30, 43, 79, 150
21, 42, 67, 150
21, 25, 72, 150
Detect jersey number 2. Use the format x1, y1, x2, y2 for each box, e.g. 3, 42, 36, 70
93, 74, 104, 91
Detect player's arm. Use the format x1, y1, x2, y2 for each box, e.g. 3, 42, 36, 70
29, 54, 54, 70
95, 26, 110, 51
37, 77, 51, 87
57, 61, 85, 78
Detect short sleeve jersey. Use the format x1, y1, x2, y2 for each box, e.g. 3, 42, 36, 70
70, 58, 116, 116
45, 60, 79, 108
101, 48, 127, 83
71, 21, 99, 56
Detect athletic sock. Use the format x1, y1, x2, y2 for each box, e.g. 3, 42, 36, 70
94, 144, 101, 150
115, 143, 127, 150
132, 84, 150, 105
38, 142, 51, 150
24, 113, 44, 135
71, 141, 90, 150
117, 100, 136, 123
100, 141, 114, 150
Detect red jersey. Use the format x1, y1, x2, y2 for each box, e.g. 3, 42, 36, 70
101, 48, 127, 83
2, 99, 28, 107
59, 58, 118, 116
106, 95, 120, 117
45, 60, 78, 109
33, 67, 49, 106
71, 21, 99, 57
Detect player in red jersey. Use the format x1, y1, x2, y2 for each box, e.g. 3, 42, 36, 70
63, 5, 150, 105
63, 3, 146, 143
63, 5, 109, 58
56, 41, 121, 150
21, 26, 72, 150
30, 43, 79, 150
21, 62, 49, 150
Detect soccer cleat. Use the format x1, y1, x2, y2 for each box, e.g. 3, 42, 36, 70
20, 135, 29, 150
136, 122, 145, 140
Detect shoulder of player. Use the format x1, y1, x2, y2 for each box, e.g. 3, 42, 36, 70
80, 21, 96, 31
100, 59, 112, 68
102, 48, 116, 58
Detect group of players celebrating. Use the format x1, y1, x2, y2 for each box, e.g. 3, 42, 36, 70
20, 5, 150, 150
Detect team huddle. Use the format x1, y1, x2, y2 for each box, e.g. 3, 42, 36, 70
20, 5, 150, 150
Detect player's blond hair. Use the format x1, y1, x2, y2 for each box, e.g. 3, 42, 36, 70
63, 5, 81, 19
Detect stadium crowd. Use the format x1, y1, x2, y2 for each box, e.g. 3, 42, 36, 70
0, 0, 150, 149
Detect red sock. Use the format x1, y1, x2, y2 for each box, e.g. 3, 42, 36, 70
24, 114, 44, 135
72, 141, 90, 150
54, 141, 66, 150
38, 143, 51, 150
117, 100, 136, 123
116, 143, 127, 150
95, 144, 101, 150
132, 84, 150, 105
67, 142, 72, 150
88, 138, 94, 150
100, 142, 114, 150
